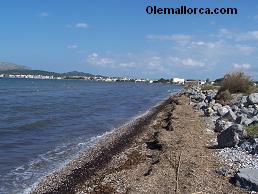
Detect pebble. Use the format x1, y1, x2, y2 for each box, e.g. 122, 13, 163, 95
217, 147, 258, 170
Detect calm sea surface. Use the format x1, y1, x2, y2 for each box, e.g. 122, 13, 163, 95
0, 78, 182, 193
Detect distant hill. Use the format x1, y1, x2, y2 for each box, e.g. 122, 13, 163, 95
62, 71, 95, 77
0, 62, 31, 71
0, 62, 105, 78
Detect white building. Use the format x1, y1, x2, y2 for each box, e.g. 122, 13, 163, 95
172, 78, 185, 84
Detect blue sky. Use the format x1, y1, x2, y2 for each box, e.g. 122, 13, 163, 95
1, 0, 258, 79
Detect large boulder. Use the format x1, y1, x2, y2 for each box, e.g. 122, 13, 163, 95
217, 106, 230, 117
217, 124, 246, 148
235, 168, 258, 191
247, 93, 258, 105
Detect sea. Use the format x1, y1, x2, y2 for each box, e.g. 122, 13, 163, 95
0, 78, 182, 194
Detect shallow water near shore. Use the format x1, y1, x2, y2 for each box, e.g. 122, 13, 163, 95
0, 78, 182, 194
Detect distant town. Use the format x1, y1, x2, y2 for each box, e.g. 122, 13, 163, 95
0, 73, 209, 85
0, 62, 207, 85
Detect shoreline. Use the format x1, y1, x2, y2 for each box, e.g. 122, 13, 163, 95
32, 92, 182, 193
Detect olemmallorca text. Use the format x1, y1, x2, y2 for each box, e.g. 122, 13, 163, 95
146, 5, 238, 15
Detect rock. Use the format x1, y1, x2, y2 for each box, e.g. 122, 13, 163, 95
243, 119, 254, 126
195, 101, 207, 110
240, 107, 255, 117
231, 105, 239, 112
222, 110, 237, 122
239, 96, 247, 105
253, 110, 258, 116
217, 106, 230, 117
235, 168, 258, 191
210, 99, 216, 105
215, 119, 232, 133
206, 92, 217, 102
239, 141, 255, 152
241, 96, 248, 104
212, 103, 222, 111
251, 145, 258, 155
204, 107, 214, 117
217, 124, 246, 148
252, 116, 258, 125
247, 93, 258, 105
191, 93, 206, 103
236, 115, 248, 125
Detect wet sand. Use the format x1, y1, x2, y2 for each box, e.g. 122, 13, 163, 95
32, 93, 247, 194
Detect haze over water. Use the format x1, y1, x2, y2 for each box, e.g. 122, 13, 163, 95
0, 78, 182, 193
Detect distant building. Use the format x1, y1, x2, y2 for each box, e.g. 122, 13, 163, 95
172, 78, 185, 84
184, 79, 205, 86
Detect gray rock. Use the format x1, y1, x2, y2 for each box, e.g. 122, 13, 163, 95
253, 110, 258, 116
195, 101, 207, 110
236, 115, 248, 125
231, 105, 239, 112
240, 107, 255, 117
217, 124, 246, 148
215, 119, 233, 133
243, 119, 254, 126
206, 92, 217, 102
191, 93, 206, 102
252, 116, 258, 125
210, 99, 216, 105
235, 168, 258, 191
247, 93, 258, 105
241, 96, 248, 104
212, 103, 222, 111
222, 110, 237, 122
217, 106, 230, 117
204, 107, 214, 117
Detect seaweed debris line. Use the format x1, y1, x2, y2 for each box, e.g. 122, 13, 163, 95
32, 93, 247, 194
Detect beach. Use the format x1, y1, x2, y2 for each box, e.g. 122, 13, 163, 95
32, 92, 247, 194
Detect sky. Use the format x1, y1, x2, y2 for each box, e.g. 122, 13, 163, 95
1, 0, 258, 80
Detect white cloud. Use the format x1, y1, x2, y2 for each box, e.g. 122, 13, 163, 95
235, 45, 256, 55
169, 57, 206, 67
233, 63, 251, 70
75, 22, 89, 29
117, 62, 136, 69
217, 28, 258, 41
244, 31, 258, 40
40, 12, 49, 17
87, 53, 113, 66
191, 41, 216, 48
67, 44, 78, 49
146, 34, 192, 42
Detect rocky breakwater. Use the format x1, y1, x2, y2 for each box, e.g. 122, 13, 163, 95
186, 86, 258, 192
